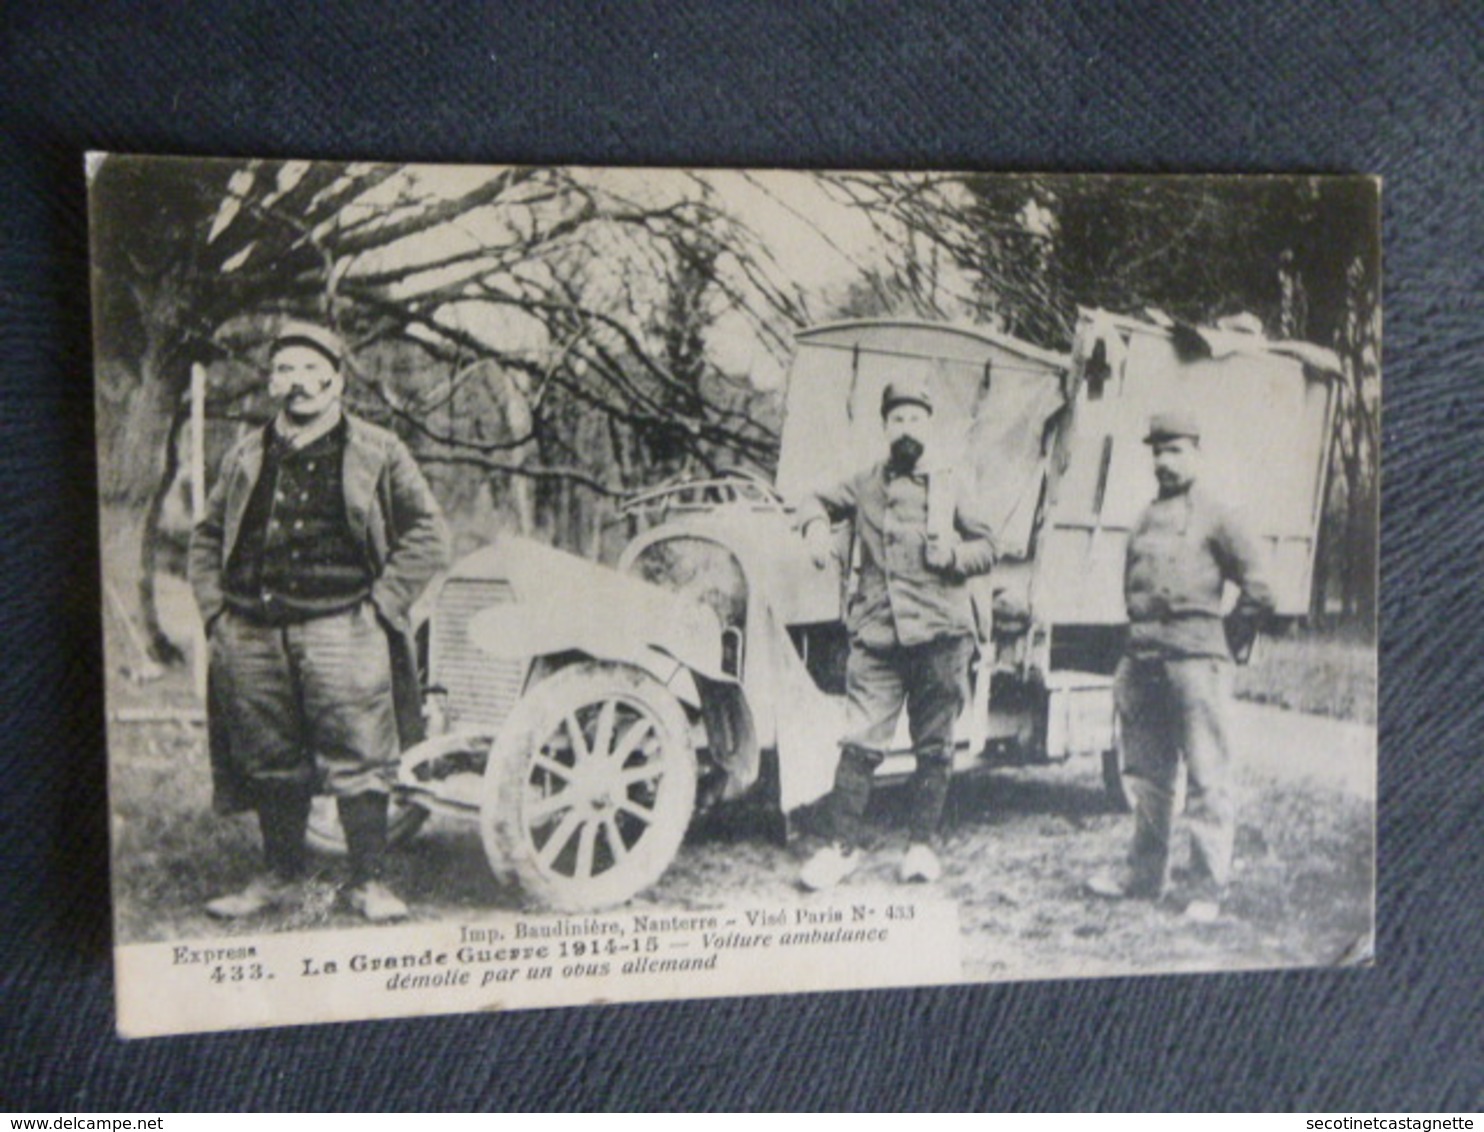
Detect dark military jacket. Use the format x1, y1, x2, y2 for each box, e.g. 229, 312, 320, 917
806, 459, 997, 650
189, 411, 451, 811
1124, 483, 1276, 659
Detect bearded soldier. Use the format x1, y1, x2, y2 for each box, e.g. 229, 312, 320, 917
797, 381, 996, 890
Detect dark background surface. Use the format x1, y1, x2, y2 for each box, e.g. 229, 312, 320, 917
1, 0, 1479, 1111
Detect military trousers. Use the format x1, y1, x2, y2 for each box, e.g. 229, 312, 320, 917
827, 633, 974, 847
1114, 653, 1237, 897
209, 600, 399, 799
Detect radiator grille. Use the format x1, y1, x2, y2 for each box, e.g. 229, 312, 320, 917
430, 578, 525, 730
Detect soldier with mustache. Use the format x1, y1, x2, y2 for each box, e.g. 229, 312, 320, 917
796, 381, 997, 890
189, 320, 450, 923
1087, 410, 1276, 923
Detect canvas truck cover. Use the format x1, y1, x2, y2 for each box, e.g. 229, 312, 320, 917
774, 321, 1071, 562
1036, 309, 1342, 625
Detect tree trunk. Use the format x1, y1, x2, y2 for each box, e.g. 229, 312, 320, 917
1343, 425, 1378, 635
1310, 478, 1335, 625
138, 391, 189, 665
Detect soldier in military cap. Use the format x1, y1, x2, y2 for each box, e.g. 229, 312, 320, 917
1086, 409, 1275, 922
189, 319, 450, 923
796, 380, 997, 890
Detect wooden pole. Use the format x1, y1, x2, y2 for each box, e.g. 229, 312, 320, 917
190, 362, 208, 702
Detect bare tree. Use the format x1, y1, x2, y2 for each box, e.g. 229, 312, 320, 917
90, 158, 805, 661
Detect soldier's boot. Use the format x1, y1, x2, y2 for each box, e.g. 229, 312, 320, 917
799, 745, 881, 891
899, 843, 942, 884
901, 747, 952, 883
204, 874, 302, 920
799, 842, 861, 891
1087, 773, 1173, 901
1181, 847, 1230, 923
826, 743, 883, 848
205, 785, 310, 919
336, 792, 408, 923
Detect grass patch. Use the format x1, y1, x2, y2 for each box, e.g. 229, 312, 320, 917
1235, 630, 1376, 724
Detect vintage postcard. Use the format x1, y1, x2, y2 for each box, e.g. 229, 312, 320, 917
90, 157, 1379, 1036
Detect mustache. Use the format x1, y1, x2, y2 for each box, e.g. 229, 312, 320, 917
279, 378, 334, 397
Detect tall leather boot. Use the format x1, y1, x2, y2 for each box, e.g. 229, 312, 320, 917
259, 784, 312, 881
800, 745, 882, 891
828, 744, 883, 849
901, 747, 951, 882
907, 746, 953, 846
204, 784, 310, 919
336, 792, 408, 922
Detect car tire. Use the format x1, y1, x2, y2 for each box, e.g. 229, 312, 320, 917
481, 660, 697, 912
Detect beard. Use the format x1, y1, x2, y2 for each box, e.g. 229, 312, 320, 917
1155, 468, 1191, 496
888, 434, 925, 473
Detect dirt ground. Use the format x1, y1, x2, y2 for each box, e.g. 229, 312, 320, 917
109, 696, 1374, 983
658, 713, 1374, 982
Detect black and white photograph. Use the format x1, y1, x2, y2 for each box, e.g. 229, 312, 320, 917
90, 157, 1379, 1036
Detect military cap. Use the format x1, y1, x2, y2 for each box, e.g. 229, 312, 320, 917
1143, 410, 1201, 445
881, 380, 933, 418
270, 320, 345, 369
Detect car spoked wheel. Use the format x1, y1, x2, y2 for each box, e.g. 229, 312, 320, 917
482, 661, 697, 911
